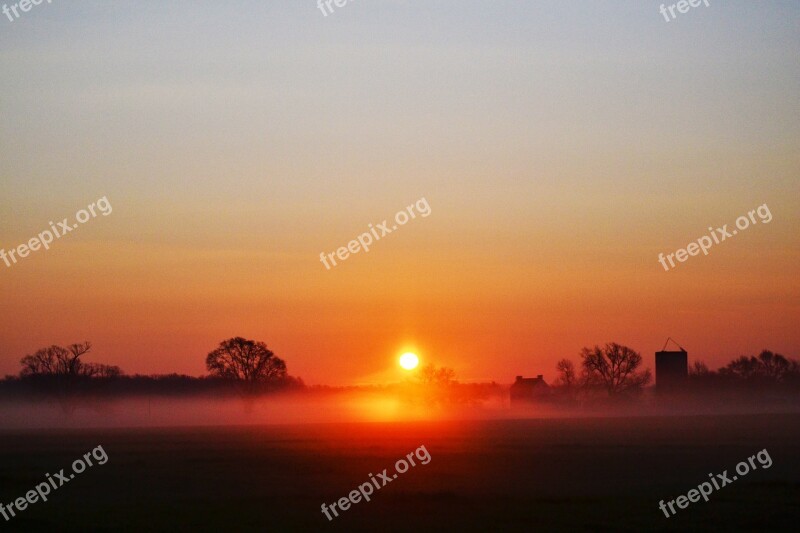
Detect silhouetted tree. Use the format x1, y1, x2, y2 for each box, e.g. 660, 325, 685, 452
80, 362, 123, 378
20, 346, 60, 376
720, 355, 761, 381
206, 337, 287, 387
16, 342, 123, 412
689, 360, 711, 376
756, 350, 792, 381
20, 342, 110, 378
554, 359, 576, 388
418, 364, 456, 385
719, 350, 797, 383
407, 364, 461, 406
580, 342, 651, 396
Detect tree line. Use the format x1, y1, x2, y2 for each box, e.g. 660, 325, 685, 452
4, 337, 798, 402
550, 342, 800, 399
2, 337, 303, 398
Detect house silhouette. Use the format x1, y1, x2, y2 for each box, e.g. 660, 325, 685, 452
510, 375, 550, 404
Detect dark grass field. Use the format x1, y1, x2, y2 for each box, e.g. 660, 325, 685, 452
1, 413, 798, 532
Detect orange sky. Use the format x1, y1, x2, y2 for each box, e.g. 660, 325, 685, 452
1, 1, 799, 385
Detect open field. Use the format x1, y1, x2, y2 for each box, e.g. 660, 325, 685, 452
1, 413, 798, 532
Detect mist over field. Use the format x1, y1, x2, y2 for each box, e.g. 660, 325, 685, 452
2, 388, 798, 431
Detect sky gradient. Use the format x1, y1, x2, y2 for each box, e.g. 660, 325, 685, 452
1, 1, 799, 385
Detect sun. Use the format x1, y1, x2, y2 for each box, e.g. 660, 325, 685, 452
399, 352, 419, 370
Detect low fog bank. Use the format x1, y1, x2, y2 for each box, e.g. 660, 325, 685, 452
0, 391, 500, 430
2, 388, 799, 430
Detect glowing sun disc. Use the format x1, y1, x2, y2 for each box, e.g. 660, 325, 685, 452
399, 352, 419, 370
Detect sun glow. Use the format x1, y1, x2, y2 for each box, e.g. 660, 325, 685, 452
399, 352, 419, 370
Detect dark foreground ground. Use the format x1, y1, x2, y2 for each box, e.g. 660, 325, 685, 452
0, 414, 798, 532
